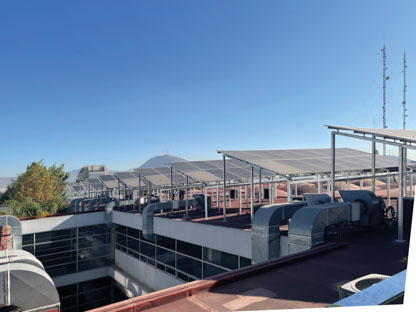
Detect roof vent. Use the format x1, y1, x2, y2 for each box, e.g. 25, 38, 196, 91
339, 273, 390, 300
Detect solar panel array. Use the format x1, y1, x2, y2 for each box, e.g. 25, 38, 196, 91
167, 159, 276, 183
99, 175, 120, 189
67, 182, 84, 192
115, 171, 146, 188
87, 178, 104, 191
134, 167, 189, 187
218, 148, 401, 175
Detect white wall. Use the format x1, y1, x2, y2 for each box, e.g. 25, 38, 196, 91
53, 266, 110, 287
21, 212, 106, 234
113, 211, 252, 259
115, 250, 182, 292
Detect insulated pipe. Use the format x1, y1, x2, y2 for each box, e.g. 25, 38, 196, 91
223, 154, 227, 221
331, 131, 336, 201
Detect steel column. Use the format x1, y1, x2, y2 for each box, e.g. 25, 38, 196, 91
170, 166, 174, 200
239, 186, 242, 214
185, 175, 189, 219
223, 154, 227, 221
331, 131, 336, 201
398, 146, 404, 241
371, 136, 376, 193
250, 166, 254, 219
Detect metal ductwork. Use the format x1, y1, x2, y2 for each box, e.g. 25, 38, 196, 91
251, 202, 307, 264
303, 193, 334, 205
104, 199, 139, 224
0, 250, 60, 312
339, 190, 385, 227
288, 202, 360, 254
0, 216, 22, 250
142, 195, 211, 241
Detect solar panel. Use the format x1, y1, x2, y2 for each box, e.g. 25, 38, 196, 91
115, 172, 144, 188
99, 175, 120, 189
218, 148, 403, 175
134, 167, 190, 187
167, 159, 277, 183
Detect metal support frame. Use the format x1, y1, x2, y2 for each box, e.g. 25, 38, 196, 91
331, 131, 336, 201
185, 175, 189, 219
170, 166, 174, 201
259, 169, 262, 203
372, 136, 376, 193
223, 154, 227, 221
331, 129, 408, 241
286, 179, 292, 202
204, 185, 208, 220
398, 146, 404, 241
239, 186, 242, 214
250, 166, 254, 219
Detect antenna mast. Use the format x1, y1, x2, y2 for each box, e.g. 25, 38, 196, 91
382, 45, 389, 155
402, 51, 408, 129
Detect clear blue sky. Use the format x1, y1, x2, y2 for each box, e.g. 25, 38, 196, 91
1, 0, 415, 176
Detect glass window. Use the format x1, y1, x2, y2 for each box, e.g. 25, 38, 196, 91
177, 240, 201, 259
177, 254, 202, 279
240, 257, 252, 268
127, 236, 140, 253
140, 241, 155, 259
203, 247, 238, 270
156, 235, 175, 251
36, 229, 76, 243
156, 247, 175, 267
203, 263, 227, 278
127, 227, 140, 238
116, 233, 127, 247
115, 225, 127, 234
22, 234, 34, 246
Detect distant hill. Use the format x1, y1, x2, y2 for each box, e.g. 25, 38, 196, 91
139, 154, 186, 168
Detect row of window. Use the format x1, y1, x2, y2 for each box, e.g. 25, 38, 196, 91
57, 276, 127, 312
115, 225, 251, 281
22, 225, 113, 277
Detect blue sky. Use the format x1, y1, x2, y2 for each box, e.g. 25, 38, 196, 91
0, 0, 415, 176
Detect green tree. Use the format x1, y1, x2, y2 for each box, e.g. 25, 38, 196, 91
0, 161, 69, 218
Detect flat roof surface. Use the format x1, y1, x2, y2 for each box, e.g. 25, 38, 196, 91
218, 148, 401, 175
327, 125, 416, 144
168, 159, 276, 183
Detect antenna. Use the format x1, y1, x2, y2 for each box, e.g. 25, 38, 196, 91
402, 51, 408, 130
381, 44, 389, 156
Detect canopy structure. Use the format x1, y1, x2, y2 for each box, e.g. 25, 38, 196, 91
134, 167, 193, 188
218, 148, 401, 176
99, 174, 120, 189
167, 159, 276, 184
326, 125, 416, 242
115, 172, 146, 188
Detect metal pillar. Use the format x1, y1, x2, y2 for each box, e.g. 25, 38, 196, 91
271, 182, 275, 205
259, 169, 262, 203
216, 186, 220, 212
404, 148, 408, 196
148, 181, 151, 204
250, 166, 254, 219
170, 166, 174, 200
387, 176, 391, 206
397, 146, 404, 241
239, 186, 242, 214
360, 179, 363, 190
372, 136, 376, 193
117, 179, 120, 200
223, 154, 227, 221
331, 131, 336, 201
317, 175, 322, 193
286, 179, 292, 202
185, 175, 189, 219
268, 183, 272, 205
204, 185, 208, 220
410, 173, 414, 197
245, 184, 249, 208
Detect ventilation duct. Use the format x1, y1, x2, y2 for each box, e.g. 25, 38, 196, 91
288, 202, 360, 254
251, 202, 307, 264
0, 250, 60, 312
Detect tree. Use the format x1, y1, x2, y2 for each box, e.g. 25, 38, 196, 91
0, 161, 69, 218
